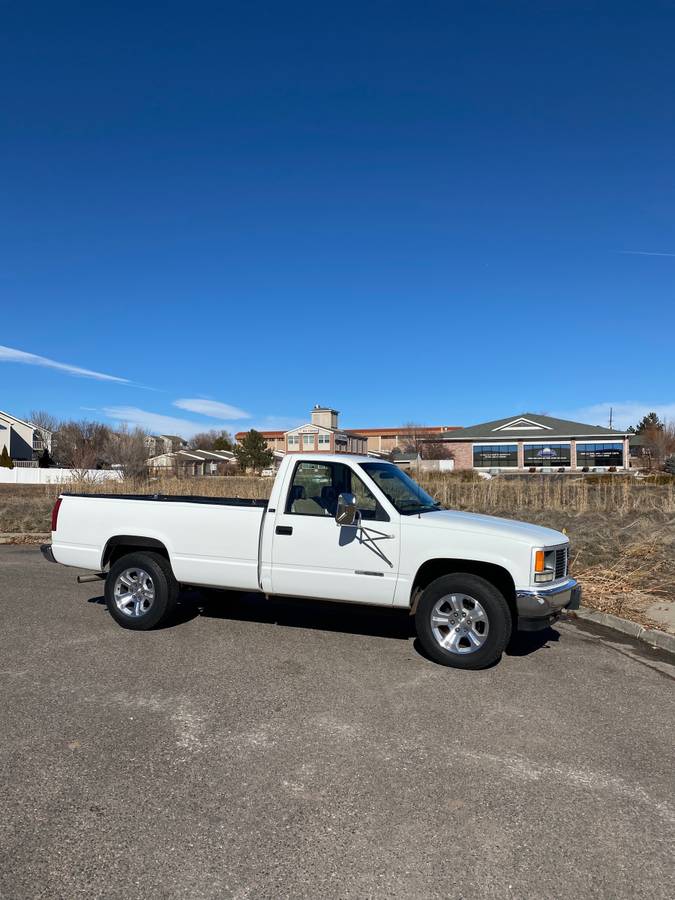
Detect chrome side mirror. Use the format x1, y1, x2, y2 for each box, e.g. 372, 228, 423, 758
336, 492, 358, 526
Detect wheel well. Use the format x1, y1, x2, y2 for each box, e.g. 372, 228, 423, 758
102, 536, 170, 569
411, 558, 516, 616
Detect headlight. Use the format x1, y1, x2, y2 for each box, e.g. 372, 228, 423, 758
534, 548, 556, 583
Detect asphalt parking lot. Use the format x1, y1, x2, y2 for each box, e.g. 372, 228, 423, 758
1, 545, 673, 899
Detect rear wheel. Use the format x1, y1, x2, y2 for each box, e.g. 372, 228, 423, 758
415, 573, 512, 669
105, 551, 178, 630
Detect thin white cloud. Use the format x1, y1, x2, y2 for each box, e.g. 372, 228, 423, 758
103, 406, 226, 438
0, 344, 130, 383
619, 250, 675, 258
552, 401, 675, 430
174, 398, 250, 420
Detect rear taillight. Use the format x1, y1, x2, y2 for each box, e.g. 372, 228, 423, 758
51, 498, 62, 532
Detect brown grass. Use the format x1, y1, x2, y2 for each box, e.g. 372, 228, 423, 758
2, 472, 673, 630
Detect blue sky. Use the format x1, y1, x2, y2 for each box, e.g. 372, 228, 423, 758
2, 1, 674, 436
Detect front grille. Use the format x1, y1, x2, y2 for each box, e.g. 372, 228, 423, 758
555, 547, 568, 579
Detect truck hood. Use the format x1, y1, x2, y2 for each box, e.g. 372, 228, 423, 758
409, 509, 567, 547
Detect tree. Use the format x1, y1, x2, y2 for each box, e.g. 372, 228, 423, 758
53, 420, 112, 469
28, 409, 59, 460
419, 440, 454, 461
105, 426, 149, 479
629, 412, 664, 434
0, 445, 13, 469
190, 429, 233, 452
38, 448, 53, 468
400, 422, 427, 454
234, 429, 273, 473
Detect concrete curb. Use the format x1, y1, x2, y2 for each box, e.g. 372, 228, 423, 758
0, 533, 50, 544
565, 606, 675, 655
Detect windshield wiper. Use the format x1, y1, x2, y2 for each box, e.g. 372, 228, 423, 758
401, 502, 441, 515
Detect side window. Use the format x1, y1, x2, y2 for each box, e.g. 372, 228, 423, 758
286, 461, 336, 516
285, 461, 387, 520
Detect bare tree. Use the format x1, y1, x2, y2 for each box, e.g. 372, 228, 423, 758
28, 409, 60, 458
189, 429, 234, 452
645, 420, 675, 468
54, 420, 111, 469
28, 409, 60, 435
400, 422, 426, 454
105, 426, 149, 479
419, 440, 454, 461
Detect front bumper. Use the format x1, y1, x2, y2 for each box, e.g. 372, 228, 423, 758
515, 578, 581, 631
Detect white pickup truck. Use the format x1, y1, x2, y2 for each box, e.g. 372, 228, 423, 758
44, 454, 580, 669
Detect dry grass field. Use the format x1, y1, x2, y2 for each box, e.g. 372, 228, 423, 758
2, 472, 673, 630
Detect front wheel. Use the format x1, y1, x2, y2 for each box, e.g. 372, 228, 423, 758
415, 574, 512, 669
105, 551, 178, 630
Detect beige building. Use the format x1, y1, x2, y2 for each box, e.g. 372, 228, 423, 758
237, 406, 368, 456
0, 409, 52, 462
236, 407, 458, 458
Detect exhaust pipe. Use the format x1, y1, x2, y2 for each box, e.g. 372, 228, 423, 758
76, 572, 106, 584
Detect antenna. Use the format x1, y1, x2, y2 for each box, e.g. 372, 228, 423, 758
609, 407, 613, 429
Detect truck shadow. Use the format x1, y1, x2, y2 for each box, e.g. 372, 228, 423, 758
86, 588, 561, 656
194, 588, 561, 658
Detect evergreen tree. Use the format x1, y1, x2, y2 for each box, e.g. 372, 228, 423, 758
633, 412, 664, 434
38, 448, 53, 468
234, 430, 273, 473
0, 445, 14, 469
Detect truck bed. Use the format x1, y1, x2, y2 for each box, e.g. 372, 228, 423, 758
53, 493, 268, 591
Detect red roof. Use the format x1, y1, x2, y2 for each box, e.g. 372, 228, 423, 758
350, 426, 459, 436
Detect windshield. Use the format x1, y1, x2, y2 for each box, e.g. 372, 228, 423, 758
360, 462, 441, 515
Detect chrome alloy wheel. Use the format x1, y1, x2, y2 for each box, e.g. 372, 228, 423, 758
113, 567, 155, 618
430, 593, 489, 654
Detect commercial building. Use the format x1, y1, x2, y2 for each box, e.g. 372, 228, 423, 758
438, 414, 632, 472
237, 407, 368, 456
236, 407, 458, 458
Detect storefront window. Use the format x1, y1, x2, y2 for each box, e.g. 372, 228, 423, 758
473, 444, 518, 468
524, 443, 571, 467
576, 442, 624, 467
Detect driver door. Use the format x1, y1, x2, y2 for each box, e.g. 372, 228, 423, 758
270, 460, 400, 605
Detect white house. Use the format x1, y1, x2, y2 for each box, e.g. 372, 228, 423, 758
0, 410, 52, 462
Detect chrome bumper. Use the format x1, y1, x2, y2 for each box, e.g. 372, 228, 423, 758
515, 578, 581, 630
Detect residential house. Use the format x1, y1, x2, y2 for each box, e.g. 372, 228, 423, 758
0, 409, 52, 463
144, 434, 189, 456
146, 449, 235, 477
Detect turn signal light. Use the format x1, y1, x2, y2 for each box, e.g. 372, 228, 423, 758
534, 550, 545, 573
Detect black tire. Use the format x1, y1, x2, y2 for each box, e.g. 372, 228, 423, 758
414, 573, 512, 669
105, 551, 178, 631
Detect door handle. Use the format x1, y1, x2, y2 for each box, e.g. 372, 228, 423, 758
276, 525, 293, 536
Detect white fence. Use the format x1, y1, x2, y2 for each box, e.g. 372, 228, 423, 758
0, 467, 124, 485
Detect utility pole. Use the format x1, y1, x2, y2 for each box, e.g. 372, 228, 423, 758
609, 407, 613, 429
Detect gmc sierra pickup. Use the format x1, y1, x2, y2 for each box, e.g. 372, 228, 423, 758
44, 454, 580, 669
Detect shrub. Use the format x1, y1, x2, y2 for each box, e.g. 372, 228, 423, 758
0, 445, 13, 469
